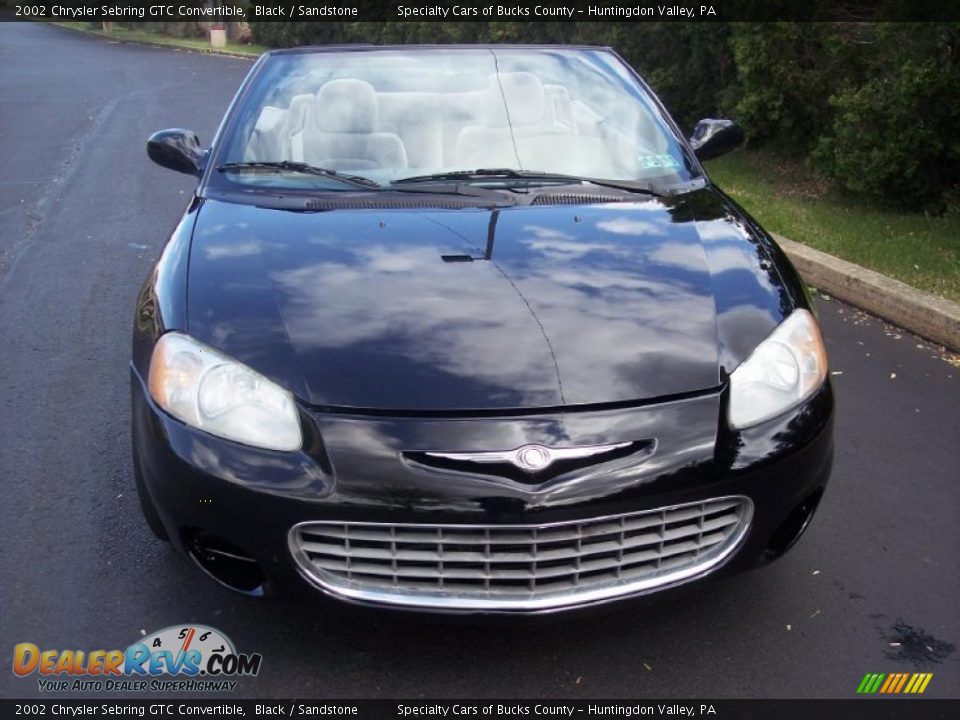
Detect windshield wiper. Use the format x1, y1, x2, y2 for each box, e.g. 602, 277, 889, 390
386, 181, 515, 201
217, 161, 380, 189
392, 169, 662, 197
394, 169, 535, 183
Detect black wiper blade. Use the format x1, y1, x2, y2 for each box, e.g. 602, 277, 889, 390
392, 169, 661, 197
387, 182, 516, 202
566, 176, 662, 197
217, 161, 380, 188
393, 168, 529, 183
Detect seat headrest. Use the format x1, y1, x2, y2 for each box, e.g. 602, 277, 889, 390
488, 72, 545, 126
316, 79, 378, 133
285, 94, 314, 134
543, 85, 575, 128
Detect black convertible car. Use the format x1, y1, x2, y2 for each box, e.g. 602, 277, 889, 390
133, 45, 833, 612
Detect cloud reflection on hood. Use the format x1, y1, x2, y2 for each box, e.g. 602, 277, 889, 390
266, 204, 721, 408
187, 192, 790, 410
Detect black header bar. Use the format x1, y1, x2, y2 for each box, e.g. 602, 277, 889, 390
2, 0, 959, 23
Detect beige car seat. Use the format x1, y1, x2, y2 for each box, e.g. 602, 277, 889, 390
296, 79, 408, 171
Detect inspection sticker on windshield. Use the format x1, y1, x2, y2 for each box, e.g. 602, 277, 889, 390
639, 154, 681, 170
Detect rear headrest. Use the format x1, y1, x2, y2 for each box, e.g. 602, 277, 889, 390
489, 72, 545, 126
543, 85, 575, 128
285, 94, 314, 134
316, 79, 378, 133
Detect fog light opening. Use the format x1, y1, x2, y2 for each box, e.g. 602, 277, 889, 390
765, 489, 824, 559
186, 530, 266, 596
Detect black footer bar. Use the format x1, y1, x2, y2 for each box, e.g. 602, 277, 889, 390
2, 699, 957, 720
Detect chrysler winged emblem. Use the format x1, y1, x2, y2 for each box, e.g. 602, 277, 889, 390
424, 442, 631, 473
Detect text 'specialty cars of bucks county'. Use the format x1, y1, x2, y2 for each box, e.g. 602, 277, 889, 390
133, 45, 833, 613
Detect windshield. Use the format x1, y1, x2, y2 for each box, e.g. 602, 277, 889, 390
213, 47, 699, 191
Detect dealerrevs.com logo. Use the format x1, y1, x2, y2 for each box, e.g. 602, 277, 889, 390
12, 624, 262, 692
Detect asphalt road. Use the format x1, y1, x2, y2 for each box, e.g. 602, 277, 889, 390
1, 22, 958, 700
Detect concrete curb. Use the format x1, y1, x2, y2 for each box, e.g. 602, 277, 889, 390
775, 234, 960, 352
49, 22, 260, 60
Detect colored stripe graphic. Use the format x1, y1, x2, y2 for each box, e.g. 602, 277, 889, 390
858, 672, 932, 694
907, 673, 932, 693
856, 673, 885, 694
893, 673, 910, 693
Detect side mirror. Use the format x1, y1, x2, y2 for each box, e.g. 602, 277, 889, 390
689, 119, 744, 162
147, 129, 205, 176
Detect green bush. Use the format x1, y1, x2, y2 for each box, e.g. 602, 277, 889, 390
815, 23, 960, 209
726, 23, 820, 149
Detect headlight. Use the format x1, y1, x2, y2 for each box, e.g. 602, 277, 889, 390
147, 332, 302, 451
728, 309, 827, 429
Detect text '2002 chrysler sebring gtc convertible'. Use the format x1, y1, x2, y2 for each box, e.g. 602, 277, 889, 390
132, 45, 833, 613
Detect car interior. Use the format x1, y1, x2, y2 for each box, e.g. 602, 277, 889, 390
243, 71, 668, 178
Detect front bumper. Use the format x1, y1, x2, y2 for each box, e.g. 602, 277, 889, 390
131, 366, 834, 613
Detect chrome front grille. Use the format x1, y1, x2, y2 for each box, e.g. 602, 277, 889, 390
289, 497, 752, 611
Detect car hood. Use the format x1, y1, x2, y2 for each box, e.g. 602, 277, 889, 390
186, 189, 789, 411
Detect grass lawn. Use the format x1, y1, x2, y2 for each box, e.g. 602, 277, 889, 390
51, 22, 267, 57
706, 150, 960, 304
